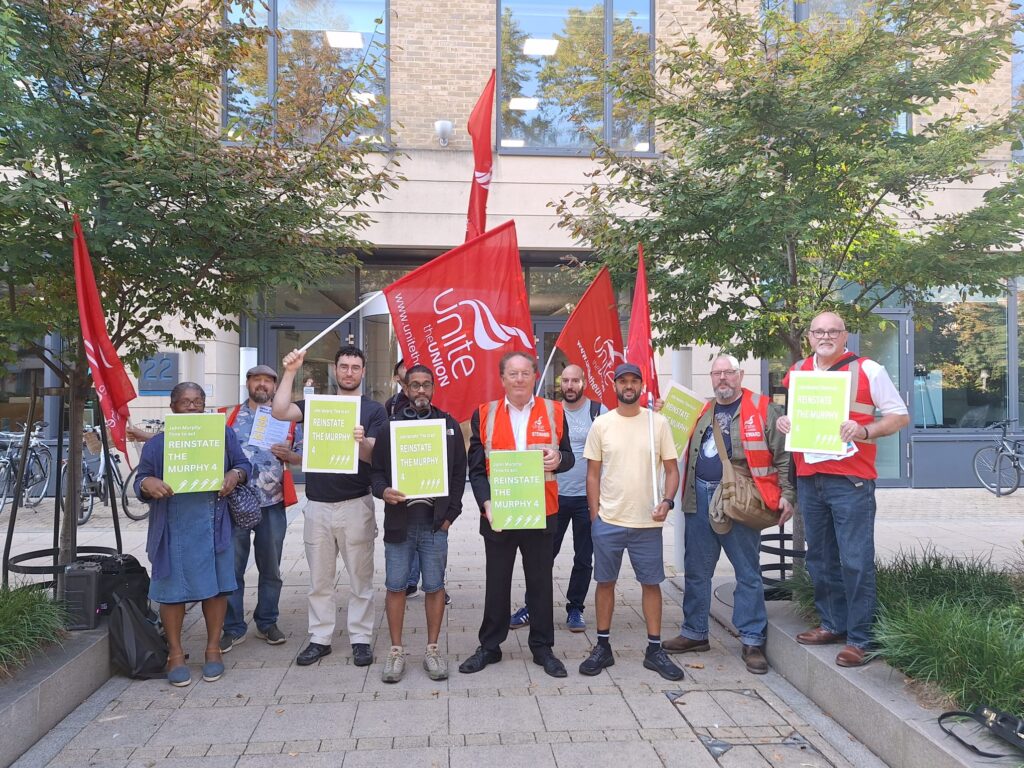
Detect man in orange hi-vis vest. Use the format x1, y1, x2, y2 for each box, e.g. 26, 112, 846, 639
778, 312, 909, 668
459, 351, 575, 679
664, 354, 794, 675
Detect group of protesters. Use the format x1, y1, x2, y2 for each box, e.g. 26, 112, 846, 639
132, 309, 908, 687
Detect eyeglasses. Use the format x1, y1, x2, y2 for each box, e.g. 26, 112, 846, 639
407, 381, 433, 391
175, 398, 206, 408
809, 329, 846, 339
710, 370, 740, 378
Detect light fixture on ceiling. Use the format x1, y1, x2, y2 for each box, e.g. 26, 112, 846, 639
523, 38, 559, 56
325, 30, 363, 49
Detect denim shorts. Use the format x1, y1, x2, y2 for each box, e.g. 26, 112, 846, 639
591, 515, 665, 585
384, 521, 448, 593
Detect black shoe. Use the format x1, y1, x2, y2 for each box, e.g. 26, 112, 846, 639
352, 643, 374, 666
458, 646, 502, 674
578, 644, 615, 676
444, 591, 452, 606
533, 652, 567, 678
643, 647, 684, 681
405, 584, 418, 597
296, 642, 331, 666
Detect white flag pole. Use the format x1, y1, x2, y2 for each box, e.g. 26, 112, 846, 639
647, 394, 659, 507
535, 347, 558, 397
299, 291, 383, 352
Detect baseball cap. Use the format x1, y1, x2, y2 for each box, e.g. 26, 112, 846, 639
613, 362, 643, 381
246, 364, 278, 380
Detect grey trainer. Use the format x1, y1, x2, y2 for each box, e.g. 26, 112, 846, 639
219, 632, 246, 653
423, 643, 449, 680
256, 624, 286, 645
381, 645, 406, 683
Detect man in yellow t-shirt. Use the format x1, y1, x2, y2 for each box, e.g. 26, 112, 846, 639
580, 363, 682, 680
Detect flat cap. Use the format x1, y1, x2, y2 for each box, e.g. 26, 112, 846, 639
246, 364, 278, 380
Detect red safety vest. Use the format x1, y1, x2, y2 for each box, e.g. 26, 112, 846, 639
479, 398, 563, 516
695, 389, 782, 511
783, 356, 878, 480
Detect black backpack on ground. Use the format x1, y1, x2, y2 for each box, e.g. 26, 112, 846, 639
108, 590, 167, 679
76, 554, 151, 616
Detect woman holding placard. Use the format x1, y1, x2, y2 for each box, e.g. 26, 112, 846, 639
135, 382, 252, 687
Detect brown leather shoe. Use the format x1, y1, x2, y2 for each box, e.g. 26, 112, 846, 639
795, 627, 847, 645
662, 635, 710, 654
741, 645, 768, 675
835, 645, 869, 667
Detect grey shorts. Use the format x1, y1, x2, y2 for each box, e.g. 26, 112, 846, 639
591, 515, 665, 585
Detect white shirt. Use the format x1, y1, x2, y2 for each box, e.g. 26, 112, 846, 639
814, 351, 908, 416
504, 396, 534, 450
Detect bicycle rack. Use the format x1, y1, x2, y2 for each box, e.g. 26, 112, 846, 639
3, 384, 124, 594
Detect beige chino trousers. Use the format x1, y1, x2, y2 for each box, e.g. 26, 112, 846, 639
303, 496, 377, 646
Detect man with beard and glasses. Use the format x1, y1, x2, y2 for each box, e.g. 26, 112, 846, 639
220, 365, 302, 651
370, 365, 467, 682
509, 364, 604, 633
664, 354, 793, 675
578, 363, 683, 681
273, 346, 388, 668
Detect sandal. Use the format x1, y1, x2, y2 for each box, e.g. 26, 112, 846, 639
202, 647, 225, 682
167, 653, 191, 687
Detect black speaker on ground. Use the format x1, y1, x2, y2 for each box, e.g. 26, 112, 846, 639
65, 561, 102, 630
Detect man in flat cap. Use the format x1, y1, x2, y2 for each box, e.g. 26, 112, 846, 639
221, 364, 301, 651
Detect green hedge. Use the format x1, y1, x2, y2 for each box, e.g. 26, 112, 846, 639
0, 584, 67, 675
786, 550, 1024, 715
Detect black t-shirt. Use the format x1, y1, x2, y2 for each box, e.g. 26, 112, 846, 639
295, 396, 388, 502
694, 399, 741, 482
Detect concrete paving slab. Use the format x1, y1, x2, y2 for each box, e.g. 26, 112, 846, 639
148, 706, 265, 746
340, 747, 448, 768
536, 692, 639, 732
448, 694, 543, 734
351, 698, 448, 737
250, 701, 357, 743
450, 744, 556, 768
65, 708, 172, 750
550, 740, 661, 767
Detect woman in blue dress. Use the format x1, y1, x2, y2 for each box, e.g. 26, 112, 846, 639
135, 382, 252, 687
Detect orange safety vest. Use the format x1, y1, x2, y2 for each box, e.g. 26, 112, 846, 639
783, 356, 878, 480
479, 398, 564, 516
695, 389, 782, 511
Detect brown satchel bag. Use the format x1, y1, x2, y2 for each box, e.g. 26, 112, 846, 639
710, 418, 780, 531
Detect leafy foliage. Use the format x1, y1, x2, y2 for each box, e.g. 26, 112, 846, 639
0, 583, 67, 675
555, 0, 1024, 362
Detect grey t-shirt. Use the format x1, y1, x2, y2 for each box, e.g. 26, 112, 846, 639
557, 399, 605, 497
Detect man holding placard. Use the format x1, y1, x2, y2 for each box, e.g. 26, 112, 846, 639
460, 352, 575, 678
578, 363, 682, 681
777, 312, 909, 668
273, 346, 388, 668
220, 365, 301, 652
664, 355, 793, 675
370, 365, 467, 682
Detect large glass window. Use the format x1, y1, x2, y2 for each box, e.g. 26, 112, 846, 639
224, 0, 387, 143
913, 289, 1008, 429
498, 0, 653, 153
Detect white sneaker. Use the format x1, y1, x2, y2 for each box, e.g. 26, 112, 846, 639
422, 643, 448, 680
381, 645, 405, 683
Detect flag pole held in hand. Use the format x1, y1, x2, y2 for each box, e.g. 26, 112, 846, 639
299, 291, 382, 353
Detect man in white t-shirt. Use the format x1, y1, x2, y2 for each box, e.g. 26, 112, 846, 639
578, 363, 682, 680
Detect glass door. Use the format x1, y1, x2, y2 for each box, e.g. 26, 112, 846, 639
534, 319, 569, 400
261, 318, 355, 400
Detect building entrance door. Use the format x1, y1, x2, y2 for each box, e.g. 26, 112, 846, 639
260, 318, 356, 399
534, 319, 569, 399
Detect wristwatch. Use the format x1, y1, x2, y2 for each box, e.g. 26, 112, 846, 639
661, 498, 675, 509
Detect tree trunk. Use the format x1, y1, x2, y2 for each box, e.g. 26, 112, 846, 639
57, 357, 88, 598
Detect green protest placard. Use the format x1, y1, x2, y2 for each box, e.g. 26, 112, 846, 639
785, 370, 852, 454
661, 381, 706, 455
391, 419, 448, 499
489, 450, 546, 530
302, 396, 361, 474
163, 413, 225, 493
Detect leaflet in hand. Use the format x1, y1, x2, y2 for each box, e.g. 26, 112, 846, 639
248, 405, 291, 450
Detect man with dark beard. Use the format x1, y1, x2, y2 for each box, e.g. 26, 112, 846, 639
578, 363, 682, 680
221, 365, 301, 651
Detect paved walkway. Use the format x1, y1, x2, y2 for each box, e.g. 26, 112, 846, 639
5, 487, 1024, 768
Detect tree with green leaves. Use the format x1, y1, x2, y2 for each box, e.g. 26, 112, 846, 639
556, 0, 1024, 364
0, 0, 400, 579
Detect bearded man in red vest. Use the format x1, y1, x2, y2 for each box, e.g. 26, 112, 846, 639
777, 312, 909, 668
664, 355, 794, 674
459, 351, 575, 678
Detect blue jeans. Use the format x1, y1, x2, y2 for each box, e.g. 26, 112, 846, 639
798, 474, 877, 649
521, 494, 593, 613
384, 521, 449, 593
682, 478, 767, 647
407, 552, 420, 587
225, 502, 287, 636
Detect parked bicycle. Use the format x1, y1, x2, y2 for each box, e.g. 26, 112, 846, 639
62, 424, 149, 525
972, 419, 1023, 496
0, 421, 52, 514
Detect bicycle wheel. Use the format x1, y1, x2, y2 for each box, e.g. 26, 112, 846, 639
119, 467, 148, 521
61, 462, 95, 525
21, 447, 51, 507
0, 461, 10, 514
973, 446, 1020, 496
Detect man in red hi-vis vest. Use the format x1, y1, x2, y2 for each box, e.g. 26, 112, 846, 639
664, 354, 794, 675
777, 312, 909, 668
459, 351, 575, 679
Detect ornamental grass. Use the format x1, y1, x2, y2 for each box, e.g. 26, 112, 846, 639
0, 583, 67, 676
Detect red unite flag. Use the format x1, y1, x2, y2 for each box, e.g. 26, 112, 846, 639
626, 244, 661, 404
384, 220, 534, 422
465, 69, 496, 241
73, 215, 137, 454
554, 267, 624, 411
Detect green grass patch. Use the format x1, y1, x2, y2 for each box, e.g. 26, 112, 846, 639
784, 549, 1024, 715
0, 583, 67, 675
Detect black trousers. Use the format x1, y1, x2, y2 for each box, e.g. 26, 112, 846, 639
479, 527, 555, 655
